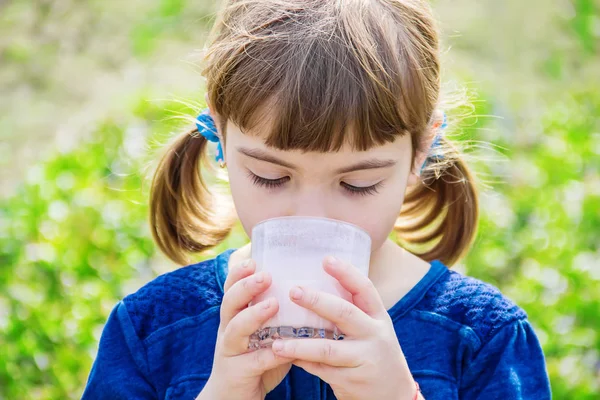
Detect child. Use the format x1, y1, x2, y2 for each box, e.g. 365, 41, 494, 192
82, 0, 552, 399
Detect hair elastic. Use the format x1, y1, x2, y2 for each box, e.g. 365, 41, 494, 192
195, 108, 224, 163
420, 111, 447, 174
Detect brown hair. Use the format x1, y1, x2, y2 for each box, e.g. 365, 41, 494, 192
150, 0, 479, 266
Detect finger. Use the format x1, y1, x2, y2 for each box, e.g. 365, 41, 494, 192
272, 338, 361, 367
220, 271, 272, 327
293, 360, 339, 383
221, 297, 279, 356
323, 256, 387, 318
237, 347, 295, 376
223, 259, 255, 293
289, 286, 375, 337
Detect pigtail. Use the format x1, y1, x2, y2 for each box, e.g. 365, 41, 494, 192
149, 127, 233, 266
396, 138, 479, 266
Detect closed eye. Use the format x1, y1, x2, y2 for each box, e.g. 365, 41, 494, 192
248, 171, 383, 197
247, 171, 289, 189
340, 181, 383, 196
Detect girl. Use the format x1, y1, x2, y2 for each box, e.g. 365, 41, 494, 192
82, 0, 551, 399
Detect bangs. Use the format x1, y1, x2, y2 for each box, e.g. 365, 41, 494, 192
203, 1, 437, 152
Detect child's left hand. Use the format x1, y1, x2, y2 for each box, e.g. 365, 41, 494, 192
270, 256, 419, 400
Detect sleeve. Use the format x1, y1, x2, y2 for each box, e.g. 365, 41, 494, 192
81, 301, 157, 400
459, 319, 552, 400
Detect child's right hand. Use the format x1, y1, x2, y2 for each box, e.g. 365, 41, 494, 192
198, 259, 293, 400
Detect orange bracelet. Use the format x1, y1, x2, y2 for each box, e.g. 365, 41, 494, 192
413, 381, 421, 400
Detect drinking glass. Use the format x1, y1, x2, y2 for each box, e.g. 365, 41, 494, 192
248, 216, 371, 349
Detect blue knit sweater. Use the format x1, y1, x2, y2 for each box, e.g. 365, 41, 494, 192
82, 249, 552, 399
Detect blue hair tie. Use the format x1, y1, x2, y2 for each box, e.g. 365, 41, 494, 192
195, 108, 224, 163
440, 111, 448, 130
420, 112, 447, 174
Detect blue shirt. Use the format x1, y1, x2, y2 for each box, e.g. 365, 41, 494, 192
82, 249, 552, 399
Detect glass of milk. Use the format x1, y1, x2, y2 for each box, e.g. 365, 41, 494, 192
248, 216, 372, 349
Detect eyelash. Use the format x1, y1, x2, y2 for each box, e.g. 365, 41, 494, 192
248, 172, 290, 189
247, 172, 383, 197
340, 181, 382, 196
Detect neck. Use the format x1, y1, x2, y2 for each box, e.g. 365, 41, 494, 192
368, 239, 431, 309
369, 238, 404, 276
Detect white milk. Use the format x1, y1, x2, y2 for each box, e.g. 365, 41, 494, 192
249, 217, 371, 347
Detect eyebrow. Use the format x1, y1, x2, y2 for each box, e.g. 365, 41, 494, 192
237, 147, 397, 174
237, 147, 296, 169
336, 158, 397, 174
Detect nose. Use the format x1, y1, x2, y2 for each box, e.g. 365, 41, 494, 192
287, 186, 330, 218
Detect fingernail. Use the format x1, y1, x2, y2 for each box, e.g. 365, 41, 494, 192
324, 256, 338, 267
255, 272, 264, 283
261, 298, 272, 309
272, 340, 285, 352
290, 287, 303, 300
242, 259, 251, 268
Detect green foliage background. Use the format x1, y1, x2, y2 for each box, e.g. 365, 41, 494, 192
1, 0, 599, 398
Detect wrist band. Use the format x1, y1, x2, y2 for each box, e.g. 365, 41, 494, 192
413, 381, 421, 400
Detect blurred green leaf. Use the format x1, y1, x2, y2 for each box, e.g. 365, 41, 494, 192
1, 0, 599, 399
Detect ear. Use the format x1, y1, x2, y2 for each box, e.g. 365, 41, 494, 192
406, 112, 443, 187
406, 134, 434, 187
204, 94, 220, 133
204, 93, 227, 162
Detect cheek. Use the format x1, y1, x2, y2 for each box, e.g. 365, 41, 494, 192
338, 186, 406, 253
227, 167, 283, 237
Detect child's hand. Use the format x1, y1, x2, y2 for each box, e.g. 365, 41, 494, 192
199, 259, 293, 400
270, 256, 419, 400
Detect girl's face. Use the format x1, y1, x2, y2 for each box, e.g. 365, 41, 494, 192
223, 119, 418, 253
